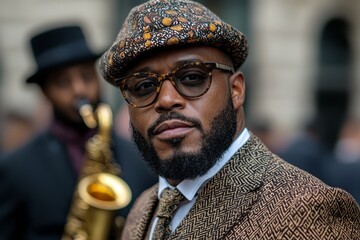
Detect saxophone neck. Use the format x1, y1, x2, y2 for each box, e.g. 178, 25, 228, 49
96, 103, 113, 143
78, 99, 97, 129
78, 99, 113, 143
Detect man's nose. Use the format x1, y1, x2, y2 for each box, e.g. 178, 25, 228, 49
71, 76, 87, 96
154, 80, 185, 112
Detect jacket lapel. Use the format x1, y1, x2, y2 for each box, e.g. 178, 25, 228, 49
128, 185, 159, 240
171, 134, 267, 239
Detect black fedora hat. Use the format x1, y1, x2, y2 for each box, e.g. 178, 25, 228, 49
26, 25, 100, 84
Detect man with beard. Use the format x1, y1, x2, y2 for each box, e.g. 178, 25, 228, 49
99, 0, 360, 239
0, 25, 157, 240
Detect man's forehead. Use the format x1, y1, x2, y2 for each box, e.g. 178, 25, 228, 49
48, 61, 95, 74
43, 61, 96, 83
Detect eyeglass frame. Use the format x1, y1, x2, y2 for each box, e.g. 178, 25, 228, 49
115, 61, 235, 108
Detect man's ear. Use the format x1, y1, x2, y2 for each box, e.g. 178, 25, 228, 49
39, 84, 47, 97
229, 72, 245, 110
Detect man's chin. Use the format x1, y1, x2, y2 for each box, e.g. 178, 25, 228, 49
157, 148, 200, 164
154, 139, 200, 159
65, 114, 87, 126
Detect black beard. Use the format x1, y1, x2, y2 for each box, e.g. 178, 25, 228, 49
53, 108, 89, 131
131, 97, 237, 181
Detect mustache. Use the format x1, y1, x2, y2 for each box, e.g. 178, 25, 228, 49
148, 112, 202, 138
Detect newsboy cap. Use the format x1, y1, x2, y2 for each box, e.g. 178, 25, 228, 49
26, 25, 100, 84
99, 0, 248, 86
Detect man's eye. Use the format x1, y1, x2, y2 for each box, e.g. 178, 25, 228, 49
132, 79, 157, 96
81, 70, 97, 83
53, 77, 70, 88
178, 71, 208, 86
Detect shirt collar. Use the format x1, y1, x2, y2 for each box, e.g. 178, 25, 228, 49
158, 128, 250, 200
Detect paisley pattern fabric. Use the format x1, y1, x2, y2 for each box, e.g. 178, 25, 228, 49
99, 0, 248, 86
153, 188, 185, 240
121, 134, 360, 240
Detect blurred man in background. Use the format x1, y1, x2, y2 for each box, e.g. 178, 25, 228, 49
0, 24, 156, 240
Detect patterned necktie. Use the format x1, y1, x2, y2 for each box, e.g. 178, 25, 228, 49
153, 187, 185, 240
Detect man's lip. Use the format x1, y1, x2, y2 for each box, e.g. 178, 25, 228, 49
154, 120, 194, 135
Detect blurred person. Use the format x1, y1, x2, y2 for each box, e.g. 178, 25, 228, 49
324, 117, 360, 203
278, 116, 332, 181
99, 0, 360, 239
0, 111, 35, 153
247, 118, 285, 153
325, 160, 360, 204
334, 117, 360, 163
0, 25, 157, 240
0, 98, 50, 155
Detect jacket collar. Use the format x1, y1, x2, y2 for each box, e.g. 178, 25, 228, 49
127, 185, 159, 240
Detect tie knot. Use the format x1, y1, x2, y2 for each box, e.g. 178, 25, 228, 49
156, 188, 185, 218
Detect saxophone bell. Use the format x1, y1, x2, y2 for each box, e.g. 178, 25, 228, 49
78, 173, 131, 210
76, 173, 132, 240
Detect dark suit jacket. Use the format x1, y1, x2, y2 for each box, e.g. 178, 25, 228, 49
324, 160, 360, 204
0, 130, 157, 240
122, 134, 360, 240
278, 133, 330, 180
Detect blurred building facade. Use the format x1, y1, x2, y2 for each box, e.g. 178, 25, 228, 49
1, 0, 360, 152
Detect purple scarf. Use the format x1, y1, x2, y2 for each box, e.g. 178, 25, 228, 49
49, 120, 97, 174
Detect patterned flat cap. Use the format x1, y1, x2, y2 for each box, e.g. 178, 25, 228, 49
99, 0, 248, 86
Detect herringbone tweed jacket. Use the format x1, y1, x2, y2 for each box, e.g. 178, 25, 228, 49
121, 134, 360, 239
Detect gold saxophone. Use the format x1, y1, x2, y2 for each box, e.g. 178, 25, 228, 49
62, 100, 132, 240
